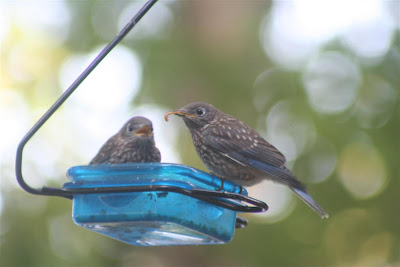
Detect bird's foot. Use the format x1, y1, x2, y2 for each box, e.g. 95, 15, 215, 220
217, 179, 225, 191
239, 186, 243, 194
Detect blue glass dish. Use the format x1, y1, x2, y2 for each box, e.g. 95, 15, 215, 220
63, 163, 247, 246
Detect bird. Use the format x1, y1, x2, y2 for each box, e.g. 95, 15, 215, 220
164, 102, 328, 218
89, 116, 161, 165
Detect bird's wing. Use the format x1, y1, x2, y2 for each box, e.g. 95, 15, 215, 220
203, 123, 307, 191
89, 138, 115, 165
203, 121, 286, 167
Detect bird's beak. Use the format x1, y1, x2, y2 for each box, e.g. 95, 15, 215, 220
164, 109, 194, 121
134, 125, 152, 136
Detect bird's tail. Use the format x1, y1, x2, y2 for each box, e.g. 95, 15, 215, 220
291, 187, 329, 219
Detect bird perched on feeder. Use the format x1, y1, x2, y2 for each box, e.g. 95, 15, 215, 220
90, 116, 161, 165
164, 102, 328, 218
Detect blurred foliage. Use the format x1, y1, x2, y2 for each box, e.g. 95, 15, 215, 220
1, 1, 400, 266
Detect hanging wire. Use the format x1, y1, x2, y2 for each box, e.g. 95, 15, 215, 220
15, 0, 158, 197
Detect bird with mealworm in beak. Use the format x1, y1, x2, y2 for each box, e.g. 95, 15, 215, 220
165, 102, 328, 218
90, 116, 161, 165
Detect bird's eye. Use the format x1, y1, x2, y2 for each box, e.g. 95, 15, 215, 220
127, 124, 134, 133
196, 108, 206, 117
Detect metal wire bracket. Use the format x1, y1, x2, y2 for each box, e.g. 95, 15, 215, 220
15, 0, 158, 197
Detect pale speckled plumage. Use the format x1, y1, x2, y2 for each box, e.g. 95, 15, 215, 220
166, 102, 328, 218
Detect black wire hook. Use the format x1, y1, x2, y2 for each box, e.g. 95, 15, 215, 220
15, 0, 158, 196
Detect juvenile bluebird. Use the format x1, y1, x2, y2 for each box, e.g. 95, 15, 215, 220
90, 116, 161, 165
165, 102, 328, 218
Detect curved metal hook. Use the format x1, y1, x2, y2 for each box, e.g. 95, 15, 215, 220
15, 0, 158, 197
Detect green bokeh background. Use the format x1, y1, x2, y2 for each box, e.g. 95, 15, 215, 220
1, 1, 400, 266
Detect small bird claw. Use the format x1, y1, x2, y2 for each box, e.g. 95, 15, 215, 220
217, 179, 225, 191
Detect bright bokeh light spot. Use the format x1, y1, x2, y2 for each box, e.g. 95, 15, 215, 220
247, 181, 294, 223
302, 52, 361, 114
7, 43, 35, 83
355, 75, 398, 129
63, 106, 130, 166
261, 0, 395, 68
266, 100, 316, 161
338, 142, 387, 199
7, 37, 66, 84
260, 3, 320, 69
292, 0, 381, 40
60, 45, 142, 112
23, 126, 67, 186
295, 136, 337, 183
0, 88, 32, 190
0, 90, 30, 159
341, 4, 395, 62
119, 1, 174, 40
0, 2, 10, 42
58, 45, 144, 166
0, 92, 32, 190
252, 68, 297, 112
9, 0, 70, 44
